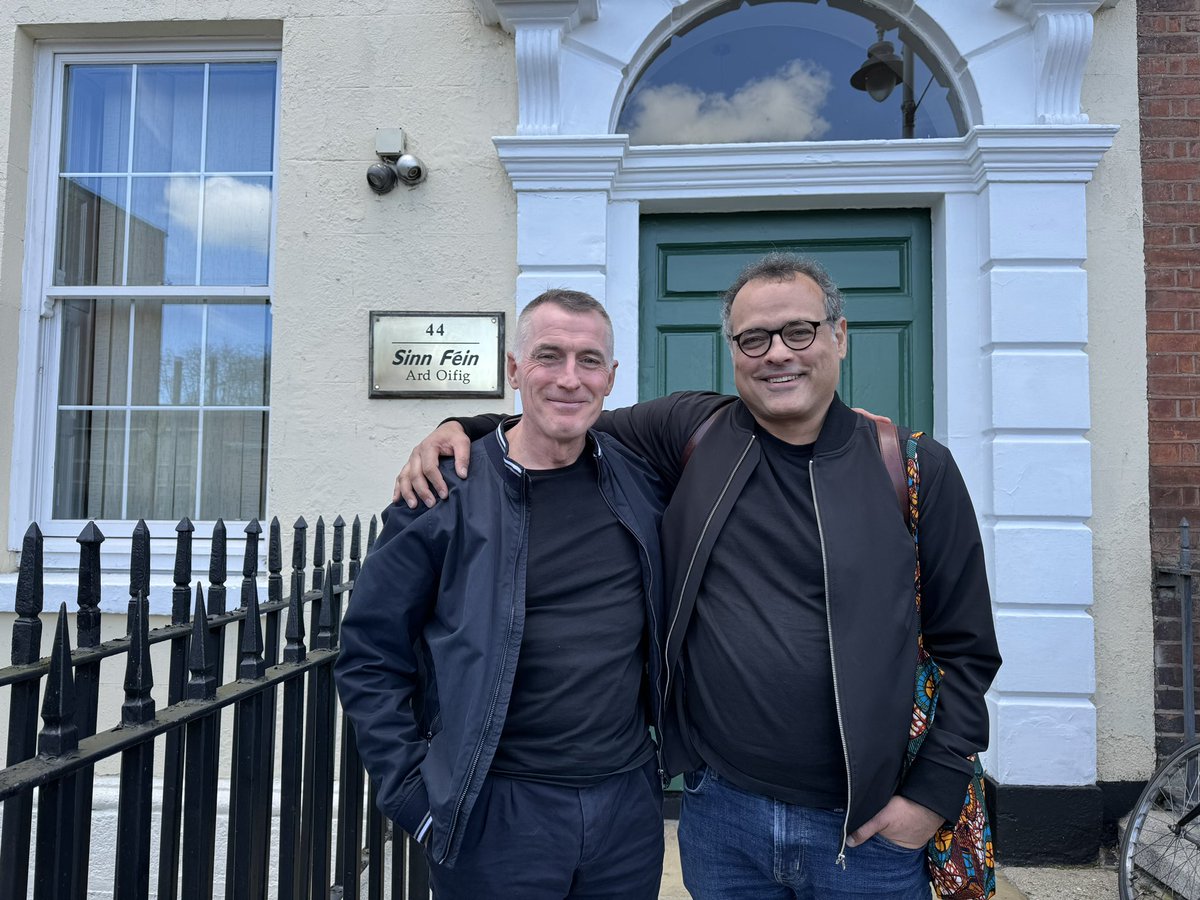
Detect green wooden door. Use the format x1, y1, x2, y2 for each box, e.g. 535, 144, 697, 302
639, 211, 933, 433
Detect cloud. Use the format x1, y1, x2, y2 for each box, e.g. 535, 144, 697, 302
626, 59, 833, 145
167, 176, 271, 249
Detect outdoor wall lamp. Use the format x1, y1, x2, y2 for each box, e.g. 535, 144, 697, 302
367, 127, 427, 194
850, 27, 905, 102
849, 27, 920, 139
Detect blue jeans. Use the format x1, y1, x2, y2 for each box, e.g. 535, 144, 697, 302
678, 766, 931, 900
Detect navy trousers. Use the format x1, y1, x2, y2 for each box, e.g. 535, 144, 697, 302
427, 758, 664, 899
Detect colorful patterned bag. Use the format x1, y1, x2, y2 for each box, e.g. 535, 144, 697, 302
883, 427, 996, 900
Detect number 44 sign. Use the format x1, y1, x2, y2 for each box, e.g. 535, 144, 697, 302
369, 312, 506, 398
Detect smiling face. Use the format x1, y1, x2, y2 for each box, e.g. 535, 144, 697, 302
728, 275, 847, 445
505, 304, 617, 468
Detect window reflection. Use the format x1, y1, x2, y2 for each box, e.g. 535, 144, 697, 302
55, 60, 277, 287
52, 298, 271, 521
617, 0, 963, 144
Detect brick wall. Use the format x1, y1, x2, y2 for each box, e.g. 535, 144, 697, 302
1140, 0, 1200, 760
1140, 0, 1200, 562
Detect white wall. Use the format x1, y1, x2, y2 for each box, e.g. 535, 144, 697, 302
1082, 0, 1154, 783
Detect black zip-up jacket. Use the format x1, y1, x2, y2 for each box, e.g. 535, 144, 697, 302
335, 422, 667, 867
457, 392, 1000, 846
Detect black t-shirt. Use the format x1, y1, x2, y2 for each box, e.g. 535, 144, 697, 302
683, 427, 847, 807
490, 451, 655, 784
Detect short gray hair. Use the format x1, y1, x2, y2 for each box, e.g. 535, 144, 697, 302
720, 253, 845, 341
515, 289, 614, 361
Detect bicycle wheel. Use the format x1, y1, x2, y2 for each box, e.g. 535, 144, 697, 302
1122, 738, 1200, 899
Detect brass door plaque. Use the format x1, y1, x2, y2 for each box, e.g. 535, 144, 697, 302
370, 312, 505, 398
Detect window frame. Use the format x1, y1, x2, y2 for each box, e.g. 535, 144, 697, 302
10, 39, 282, 559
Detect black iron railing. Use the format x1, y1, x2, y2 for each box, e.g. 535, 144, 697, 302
0, 515, 431, 900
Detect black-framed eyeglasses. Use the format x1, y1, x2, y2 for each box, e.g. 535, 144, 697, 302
731, 319, 830, 357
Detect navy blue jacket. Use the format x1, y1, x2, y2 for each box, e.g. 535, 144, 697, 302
334, 421, 668, 867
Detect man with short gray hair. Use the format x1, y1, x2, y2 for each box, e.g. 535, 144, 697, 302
338, 289, 668, 899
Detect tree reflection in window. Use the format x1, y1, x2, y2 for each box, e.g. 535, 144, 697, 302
617, 0, 964, 144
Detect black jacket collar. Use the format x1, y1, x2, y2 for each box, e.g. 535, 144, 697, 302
730, 393, 857, 457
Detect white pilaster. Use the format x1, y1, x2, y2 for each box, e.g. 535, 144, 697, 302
976, 127, 1104, 785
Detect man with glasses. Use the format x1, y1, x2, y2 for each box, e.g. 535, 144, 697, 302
395, 254, 1000, 899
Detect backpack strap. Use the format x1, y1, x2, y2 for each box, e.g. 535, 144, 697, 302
681, 405, 727, 469
874, 420, 910, 530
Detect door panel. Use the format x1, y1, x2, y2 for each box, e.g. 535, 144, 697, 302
639, 210, 933, 433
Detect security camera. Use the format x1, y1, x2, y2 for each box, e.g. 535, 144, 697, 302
366, 154, 428, 194
393, 154, 425, 185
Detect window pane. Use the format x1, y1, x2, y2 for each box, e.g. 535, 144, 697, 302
206, 303, 271, 406
206, 63, 276, 172
128, 176, 200, 285
53, 410, 126, 518
617, 1, 963, 144
131, 301, 203, 405
59, 298, 132, 406
55, 176, 128, 286
61, 65, 131, 173
200, 176, 271, 285
200, 411, 267, 520
133, 64, 204, 173
126, 410, 199, 519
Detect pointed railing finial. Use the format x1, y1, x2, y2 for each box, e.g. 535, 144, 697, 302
76, 521, 105, 649
284, 574, 307, 664
39, 605, 79, 757
129, 519, 151, 610
210, 519, 228, 587
313, 562, 335, 651
242, 519, 262, 582
238, 578, 265, 681
269, 517, 282, 577
122, 591, 155, 726
13, 523, 45, 666
367, 515, 378, 554
187, 584, 216, 701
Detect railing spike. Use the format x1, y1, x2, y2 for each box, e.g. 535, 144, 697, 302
313, 516, 326, 567
210, 518, 228, 586
367, 515, 378, 554
292, 516, 308, 572
76, 521, 105, 649
187, 583, 216, 701
350, 515, 362, 561
122, 591, 156, 726
129, 520, 151, 610
284, 572, 307, 664
16, 522, 44, 619
313, 562, 335, 651
238, 576, 266, 681
174, 517, 194, 586
242, 519, 262, 582
332, 515, 345, 563
269, 517, 282, 576
39, 604, 79, 757
13, 523, 44, 666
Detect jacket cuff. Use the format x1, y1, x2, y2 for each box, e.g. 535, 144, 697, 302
898, 755, 973, 825
386, 777, 432, 841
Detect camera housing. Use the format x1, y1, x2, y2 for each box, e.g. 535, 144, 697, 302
367, 128, 428, 194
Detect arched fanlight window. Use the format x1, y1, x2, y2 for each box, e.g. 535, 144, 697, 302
616, 0, 965, 144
